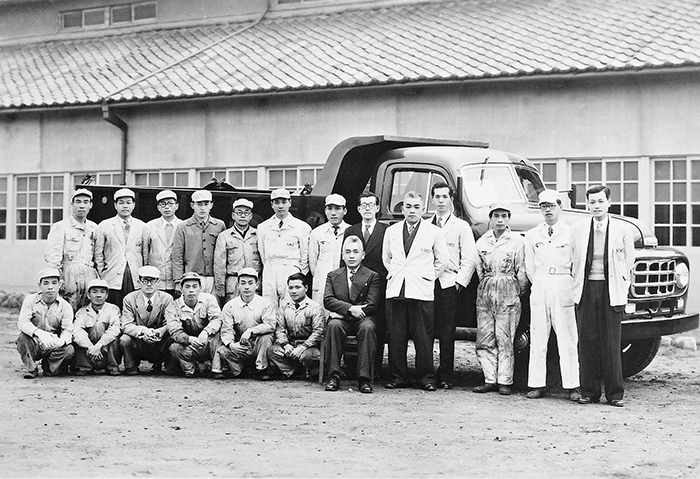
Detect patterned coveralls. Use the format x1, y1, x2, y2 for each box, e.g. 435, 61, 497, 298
73, 302, 122, 374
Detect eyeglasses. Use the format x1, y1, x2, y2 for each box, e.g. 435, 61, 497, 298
193, 201, 212, 206
358, 203, 377, 209
140, 277, 159, 284
233, 210, 252, 216
539, 203, 557, 210
158, 201, 177, 207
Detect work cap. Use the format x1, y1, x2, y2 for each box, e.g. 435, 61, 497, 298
325, 194, 346, 207
37, 268, 61, 281
191, 190, 212, 202
180, 272, 202, 284
237, 267, 259, 280
232, 198, 254, 210
538, 189, 561, 205
138, 265, 161, 279
156, 190, 177, 202
86, 279, 109, 291
114, 188, 135, 201
71, 188, 93, 201
270, 188, 291, 200
488, 202, 511, 215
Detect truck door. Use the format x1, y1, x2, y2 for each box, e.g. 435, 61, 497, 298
378, 165, 452, 221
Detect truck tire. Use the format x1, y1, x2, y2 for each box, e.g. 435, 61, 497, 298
621, 337, 661, 378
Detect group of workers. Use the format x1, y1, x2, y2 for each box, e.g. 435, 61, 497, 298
16, 181, 634, 406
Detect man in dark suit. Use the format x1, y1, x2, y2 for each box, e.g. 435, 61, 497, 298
324, 235, 381, 393
343, 191, 388, 376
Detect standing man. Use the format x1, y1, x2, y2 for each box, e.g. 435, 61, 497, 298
143, 190, 183, 298
16, 268, 75, 378
524, 190, 580, 401
429, 182, 477, 389
172, 189, 226, 295
309, 194, 349, 306
72, 279, 122, 376
257, 188, 311, 306
94, 188, 146, 308
343, 191, 389, 376
268, 273, 325, 379
382, 191, 449, 391
573, 185, 634, 407
211, 268, 277, 379
166, 272, 223, 377
213, 198, 262, 303
324, 235, 381, 393
472, 204, 528, 396
120, 265, 174, 375
45, 188, 99, 311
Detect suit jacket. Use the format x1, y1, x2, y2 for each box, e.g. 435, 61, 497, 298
143, 216, 183, 290
171, 215, 226, 280
382, 218, 449, 301
95, 216, 146, 289
572, 217, 635, 307
343, 221, 388, 280
429, 214, 477, 289
121, 290, 174, 339
324, 264, 381, 319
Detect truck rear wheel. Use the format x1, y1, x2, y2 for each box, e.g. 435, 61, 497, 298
621, 337, 661, 378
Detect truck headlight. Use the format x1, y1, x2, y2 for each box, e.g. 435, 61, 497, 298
675, 262, 689, 289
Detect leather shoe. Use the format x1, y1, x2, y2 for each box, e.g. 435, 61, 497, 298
325, 375, 340, 392
439, 381, 453, 390
23, 368, 38, 379
385, 380, 409, 389
526, 388, 544, 399
422, 383, 437, 392
578, 396, 600, 405
125, 367, 139, 376
498, 385, 512, 396
473, 383, 499, 393
359, 380, 373, 394
211, 372, 226, 380
608, 399, 625, 407
568, 388, 581, 402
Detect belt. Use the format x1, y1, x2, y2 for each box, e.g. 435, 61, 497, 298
545, 267, 571, 275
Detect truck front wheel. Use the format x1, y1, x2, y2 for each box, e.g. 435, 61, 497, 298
621, 337, 661, 378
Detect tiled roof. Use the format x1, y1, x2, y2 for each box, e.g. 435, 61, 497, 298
2, 0, 700, 109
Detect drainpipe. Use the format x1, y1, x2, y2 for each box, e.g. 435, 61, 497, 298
101, 103, 128, 185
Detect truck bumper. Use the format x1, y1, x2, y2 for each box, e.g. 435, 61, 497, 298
622, 312, 699, 340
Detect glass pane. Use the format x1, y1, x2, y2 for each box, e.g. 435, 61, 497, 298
28, 193, 37, 207
0, 194, 5, 208
655, 227, 669, 246
589, 163, 601, 182
135, 173, 147, 186
28, 225, 37, 240
624, 183, 638, 202
606, 162, 621, 181
41, 209, 51, 223
0, 226, 5, 240
16, 177, 27, 191
571, 164, 586, 182
284, 170, 297, 187
28, 210, 37, 223
655, 160, 670, 180
54, 193, 63, 205
40, 192, 51, 207
655, 205, 669, 224
0, 210, 5, 223
693, 205, 700, 224
673, 205, 686, 224
608, 184, 621, 202
17, 226, 26, 240
53, 176, 63, 190
111, 5, 132, 23
692, 160, 700, 179
176, 172, 188, 186
200, 172, 212, 186
40, 225, 51, 240
17, 209, 27, 223
692, 183, 700, 202
693, 227, 700, 247
229, 171, 243, 187
623, 204, 638, 218
673, 227, 686, 246
269, 170, 283, 188
655, 183, 670, 202
62, 11, 82, 28
29, 177, 38, 190
673, 160, 686, 180
0, 177, 7, 190
575, 184, 586, 207
53, 209, 63, 222
623, 161, 638, 180
40, 176, 52, 190
134, 2, 156, 20
609, 204, 621, 215
300, 169, 315, 186
148, 173, 158, 185
541, 164, 556, 182
83, 8, 105, 26
17, 193, 27, 207
673, 182, 686, 202
161, 172, 174, 186
244, 171, 257, 187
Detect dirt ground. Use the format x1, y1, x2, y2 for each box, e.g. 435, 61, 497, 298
1, 311, 700, 479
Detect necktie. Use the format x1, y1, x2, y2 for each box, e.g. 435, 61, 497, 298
595, 221, 604, 235
146, 300, 153, 313
123, 220, 130, 242
548, 226, 553, 237
363, 224, 371, 242
407, 223, 415, 236
278, 219, 284, 230
165, 222, 174, 244
332, 225, 339, 237
294, 302, 300, 310
437, 217, 443, 228
350, 269, 355, 284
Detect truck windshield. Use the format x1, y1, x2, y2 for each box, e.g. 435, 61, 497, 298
461, 164, 544, 207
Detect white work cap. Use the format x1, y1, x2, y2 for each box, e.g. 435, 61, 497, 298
86, 279, 109, 291
538, 189, 561, 205
71, 189, 93, 201
270, 188, 291, 200
191, 190, 212, 202
237, 267, 259, 280
232, 198, 254, 210
114, 188, 135, 201
325, 194, 346, 207
37, 268, 61, 281
156, 190, 177, 202
138, 265, 161, 279
488, 203, 511, 215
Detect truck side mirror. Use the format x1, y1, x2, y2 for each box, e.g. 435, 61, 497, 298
559, 184, 576, 209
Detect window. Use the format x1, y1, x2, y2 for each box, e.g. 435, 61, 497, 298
461, 164, 541, 207
72, 172, 122, 186
16, 175, 63, 241
570, 159, 639, 218
532, 161, 557, 190
0, 177, 7, 240
387, 170, 446, 215
653, 158, 700, 247
61, 2, 155, 30
268, 167, 322, 190
199, 169, 258, 188
134, 170, 189, 187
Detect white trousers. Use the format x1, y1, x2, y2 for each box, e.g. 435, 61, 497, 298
262, 263, 298, 307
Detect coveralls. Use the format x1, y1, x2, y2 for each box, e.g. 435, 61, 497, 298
73, 302, 122, 374
257, 215, 311, 306
213, 225, 262, 302
268, 296, 325, 377
309, 221, 349, 306
475, 227, 528, 386
45, 216, 99, 311
16, 293, 75, 375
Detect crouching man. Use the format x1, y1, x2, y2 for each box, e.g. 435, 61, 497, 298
120, 266, 174, 375
166, 272, 222, 377
211, 268, 276, 379
17, 268, 75, 378
268, 273, 325, 379
73, 279, 122, 376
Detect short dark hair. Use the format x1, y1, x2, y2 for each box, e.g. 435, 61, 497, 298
586, 184, 611, 200
287, 272, 308, 288
430, 182, 453, 198
359, 191, 379, 206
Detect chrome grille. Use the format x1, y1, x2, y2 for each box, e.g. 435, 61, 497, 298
632, 259, 676, 298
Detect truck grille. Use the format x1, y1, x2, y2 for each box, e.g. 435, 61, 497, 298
631, 259, 677, 298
